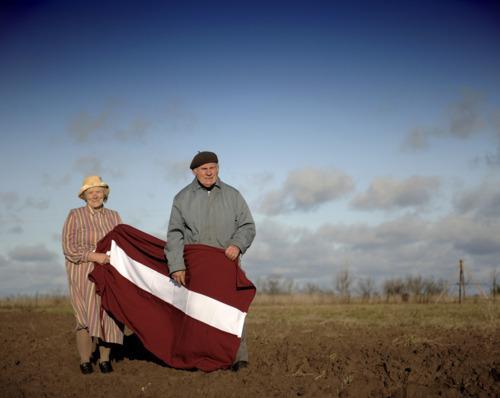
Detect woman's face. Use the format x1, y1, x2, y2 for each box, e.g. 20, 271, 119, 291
84, 187, 106, 209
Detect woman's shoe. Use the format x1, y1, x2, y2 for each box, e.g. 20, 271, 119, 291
98, 361, 113, 373
79, 362, 93, 375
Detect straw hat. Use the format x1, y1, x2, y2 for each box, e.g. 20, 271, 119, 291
78, 176, 110, 199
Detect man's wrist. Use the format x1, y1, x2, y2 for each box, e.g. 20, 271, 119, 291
169, 266, 186, 276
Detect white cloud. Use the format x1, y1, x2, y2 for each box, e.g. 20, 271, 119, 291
470, 109, 500, 167
245, 219, 324, 280
8, 244, 57, 263
401, 127, 431, 152
163, 159, 193, 183
258, 167, 354, 215
23, 197, 49, 210
318, 216, 429, 250
73, 156, 103, 176
42, 173, 72, 188
401, 126, 445, 152
0, 258, 67, 296
351, 176, 440, 211
72, 156, 125, 179
478, 147, 500, 167
448, 91, 485, 138
0, 192, 19, 209
492, 110, 500, 143
67, 102, 152, 144
7, 225, 23, 234
244, 212, 500, 290
454, 181, 500, 218
162, 98, 198, 134
0, 212, 22, 233
401, 90, 488, 152
0, 245, 66, 296
0, 193, 48, 235
114, 118, 151, 141
431, 215, 500, 256
68, 108, 114, 143
0, 193, 48, 211
246, 171, 274, 190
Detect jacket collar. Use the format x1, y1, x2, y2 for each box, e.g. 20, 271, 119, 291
190, 177, 222, 192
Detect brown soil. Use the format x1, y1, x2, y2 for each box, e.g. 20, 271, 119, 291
1, 309, 498, 398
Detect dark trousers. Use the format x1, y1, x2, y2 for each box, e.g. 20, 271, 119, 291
234, 325, 248, 363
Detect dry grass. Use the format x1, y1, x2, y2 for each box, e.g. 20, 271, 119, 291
252, 292, 460, 305
248, 299, 500, 330
250, 293, 500, 332
0, 294, 72, 313
1, 293, 498, 331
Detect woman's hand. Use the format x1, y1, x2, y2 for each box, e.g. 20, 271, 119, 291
88, 252, 110, 264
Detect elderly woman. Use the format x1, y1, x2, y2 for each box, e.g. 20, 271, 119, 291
62, 176, 123, 374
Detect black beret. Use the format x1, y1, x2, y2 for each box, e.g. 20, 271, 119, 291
190, 151, 219, 169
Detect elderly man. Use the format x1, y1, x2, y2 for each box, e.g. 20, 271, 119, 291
165, 151, 256, 371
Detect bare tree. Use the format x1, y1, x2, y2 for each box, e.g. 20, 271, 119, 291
335, 269, 352, 302
422, 277, 447, 301
357, 277, 376, 301
303, 282, 323, 295
258, 276, 295, 295
383, 278, 407, 302
406, 276, 425, 302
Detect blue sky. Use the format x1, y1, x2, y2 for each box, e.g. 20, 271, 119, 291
1, 0, 500, 296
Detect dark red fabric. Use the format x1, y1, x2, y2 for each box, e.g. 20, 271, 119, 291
184, 244, 255, 312
89, 224, 256, 372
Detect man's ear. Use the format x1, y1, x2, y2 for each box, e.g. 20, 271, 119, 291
192, 168, 197, 176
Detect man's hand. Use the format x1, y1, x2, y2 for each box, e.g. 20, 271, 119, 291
171, 270, 186, 286
225, 245, 240, 261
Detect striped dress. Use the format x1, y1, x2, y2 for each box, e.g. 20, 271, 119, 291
62, 205, 123, 344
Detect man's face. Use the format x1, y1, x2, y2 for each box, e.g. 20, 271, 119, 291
193, 162, 219, 188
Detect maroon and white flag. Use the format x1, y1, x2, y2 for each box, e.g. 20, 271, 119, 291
89, 224, 256, 372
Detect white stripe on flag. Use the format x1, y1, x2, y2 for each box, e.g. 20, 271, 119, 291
108, 240, 246, 337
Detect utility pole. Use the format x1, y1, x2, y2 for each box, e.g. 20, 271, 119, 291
493, 269, 498, 302
458, 259, 465, 304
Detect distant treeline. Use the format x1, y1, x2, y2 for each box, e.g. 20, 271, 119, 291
256, 269, 500, 303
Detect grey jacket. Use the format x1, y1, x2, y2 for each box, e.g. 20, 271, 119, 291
165, 178, 256, 274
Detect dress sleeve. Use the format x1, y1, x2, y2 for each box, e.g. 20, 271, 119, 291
62, 210, 91, 263
114, 210, 123, 226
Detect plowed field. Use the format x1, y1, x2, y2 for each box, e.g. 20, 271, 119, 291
1, 301, 499, 397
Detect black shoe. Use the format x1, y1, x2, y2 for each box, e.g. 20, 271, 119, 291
79, 362, 93, 375
231, 361, 248, 372
98, 361, 113, 374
